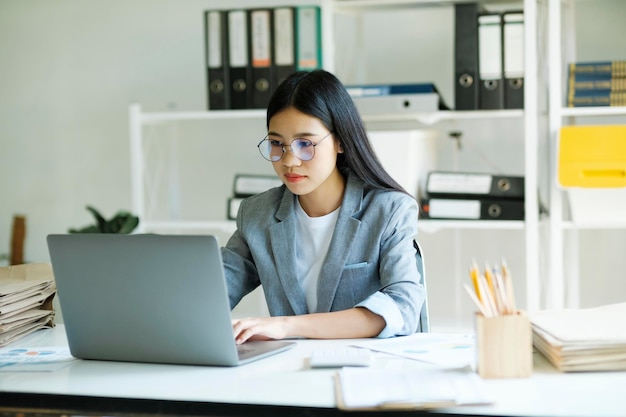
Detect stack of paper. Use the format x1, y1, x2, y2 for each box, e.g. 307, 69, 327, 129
529, 303, 626, 372
0, 263, 56, 346
335, 367, 492, 410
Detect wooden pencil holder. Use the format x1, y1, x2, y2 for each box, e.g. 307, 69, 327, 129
476, 311, 532, 378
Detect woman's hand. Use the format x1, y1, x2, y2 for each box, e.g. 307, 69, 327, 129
231, 308, 386, 344
232, 316, 290, 344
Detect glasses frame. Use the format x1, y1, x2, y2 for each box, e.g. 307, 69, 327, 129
257, 131, 334, 162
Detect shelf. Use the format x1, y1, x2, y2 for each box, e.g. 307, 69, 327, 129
333, 0, 520, 11
560, 107, 626, 118
561, 221, 626, 230
139, 109, 265, 124
135, 107, 523, 127
141, 221, 237, 233
362, 109, 524, 126
418, 219, 525, 233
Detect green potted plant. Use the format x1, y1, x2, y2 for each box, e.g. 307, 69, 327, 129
69, 206, 139, 234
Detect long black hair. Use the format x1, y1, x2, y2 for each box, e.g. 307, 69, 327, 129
266, 70, 408, 195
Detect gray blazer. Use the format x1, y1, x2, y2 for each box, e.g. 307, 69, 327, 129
221, 173, 426, 337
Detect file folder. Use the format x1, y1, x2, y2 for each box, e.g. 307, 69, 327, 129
205, 10, 230, 110
420, 198, 524, 221
454, 3, 482, 110
478, 13, 504, 109
227, 10, 250, 109
558, 125, 626, 223
273, 7, 296, 88
248, 9, 273, 109
503, 12, 524, 109
233, 174, 283, 197
295, 6, 322, 72
426, 172, 524, 199
227, 197, 244, 220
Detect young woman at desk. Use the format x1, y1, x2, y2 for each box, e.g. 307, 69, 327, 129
222, 70, 426, 344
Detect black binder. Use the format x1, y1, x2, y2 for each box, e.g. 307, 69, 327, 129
272, 7, 296, 89
503, 11, 524, 109
248, 9, 273, 109
420, 198, 524, 221
205, 10, 230, 110
227, 9, 251, 109
425, 172, 525, 200
454, 3, 482, 110
478, 13, 504, 109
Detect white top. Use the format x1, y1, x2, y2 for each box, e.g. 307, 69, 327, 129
295, 197, 340, 313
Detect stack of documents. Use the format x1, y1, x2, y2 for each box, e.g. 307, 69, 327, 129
529, 303, 626, 372
335, 367, 492, 410
0, 263, 56, 346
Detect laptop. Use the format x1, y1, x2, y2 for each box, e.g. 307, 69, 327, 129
46, 234, 295, 366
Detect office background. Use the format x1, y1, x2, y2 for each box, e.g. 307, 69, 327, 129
1, 0, 625, 330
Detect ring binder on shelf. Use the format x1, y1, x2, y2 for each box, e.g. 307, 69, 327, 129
454, 2, 483, 110
205, 10, 230, 110
228, 10, 250, 109
420, 198, 524, 221
295, 6, 322, 72
478, 13, 504, 109
273, 7, 296, 88
249, 9, 273, 109
503, 11, 524, 109
425, 172, 525, 200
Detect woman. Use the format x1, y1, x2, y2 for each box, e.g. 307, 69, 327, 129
222, 70, 425, 344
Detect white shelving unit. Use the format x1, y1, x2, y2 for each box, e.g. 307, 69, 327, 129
546, 0, 626, 309
129, 0, 545, 312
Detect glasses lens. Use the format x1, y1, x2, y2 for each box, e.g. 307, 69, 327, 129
292, 139, 315, 161
259, 138, 283, 162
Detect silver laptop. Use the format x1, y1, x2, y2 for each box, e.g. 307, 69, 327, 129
47, 234, 295, 366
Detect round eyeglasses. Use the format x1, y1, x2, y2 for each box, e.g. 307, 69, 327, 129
257, 132, 333, 162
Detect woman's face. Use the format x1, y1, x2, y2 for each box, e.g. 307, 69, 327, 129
267, 107, 343, 199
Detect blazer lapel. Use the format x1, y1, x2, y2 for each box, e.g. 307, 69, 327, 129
316, 175, 363, 312
269, 191, 308, 315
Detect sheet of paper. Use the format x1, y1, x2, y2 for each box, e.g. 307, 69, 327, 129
0, 346, 76, 372
353, 333, 476, 368
336, 367, 492, 410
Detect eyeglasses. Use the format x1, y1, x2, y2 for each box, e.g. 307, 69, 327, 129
257, 132, 333, 162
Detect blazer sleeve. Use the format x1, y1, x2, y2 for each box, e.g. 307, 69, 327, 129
355, 194, 426, 337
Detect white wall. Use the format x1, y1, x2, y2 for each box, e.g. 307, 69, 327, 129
1, 0, 625, 330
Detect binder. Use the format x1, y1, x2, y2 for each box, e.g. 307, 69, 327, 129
420, 198, 524, 221
426, 172, 525, 199
454, 3, 482, 110
233, 174, 283, 197
205, 10, 229, 110
227, 197, 244, 220
503, 12, 524, 109
345, 82, 450, 110
351, 93, 440, 115
227, 10, 250, 109
273, 7, 296, 88
478, 13, 504, 109
248, 9, 273, 109
295, 6, 322, 72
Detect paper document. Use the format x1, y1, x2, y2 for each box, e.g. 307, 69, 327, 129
529, 302, 626, 372
0, 346, 76, 372
353, 333, 476, 368
335, 367, 491, 410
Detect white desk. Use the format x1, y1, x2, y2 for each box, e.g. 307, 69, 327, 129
1, 325, 625, 417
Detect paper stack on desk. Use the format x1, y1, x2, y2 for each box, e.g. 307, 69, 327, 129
529, 303, 626, 372
0, 263, 56, 346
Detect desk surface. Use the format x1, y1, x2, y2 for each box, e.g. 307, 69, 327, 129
1, 326, 625, 417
